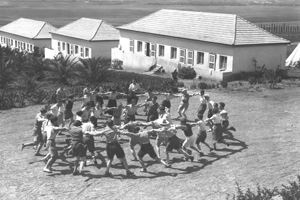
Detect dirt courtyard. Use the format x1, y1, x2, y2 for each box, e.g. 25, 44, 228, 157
0, 87, 300, 200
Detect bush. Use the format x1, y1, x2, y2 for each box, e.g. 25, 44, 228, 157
178, 65, 197, 79
177, 82, 185, 87
248, 77, 257, 85
198, 82, 208, 89
190, 82, 197, 89
211, 83, 216, 88
228, 175, 300, 200
220, 81, 228, 88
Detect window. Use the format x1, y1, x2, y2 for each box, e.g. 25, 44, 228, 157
10, 39, 13, 46
80, 47, 84, 57
150, 43, 156, 57
30, 45, 33, 52
70, 44, 74, 54
75, 45, 78, 54
58, 41, 61, 51
170, 47, 177, 59
27, 44, 29, 51
209, 54, 216, 69
85, 48, 89, 57
67, 43, 70, 54
18, 41, 21, 49
137, 41, 142, 52
158, 45, 164, 57
129, 40, 134, 52
62, 42, 65, 51
23, 43, 25, 50
197, 52, 204, 64
15, 40, 17, 47
180, 49, 186, 64
187, 50, 194, 65
219, 55, 227, 71
0, 36, 2, 43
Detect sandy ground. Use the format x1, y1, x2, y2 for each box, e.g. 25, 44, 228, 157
1, 87, 300, 200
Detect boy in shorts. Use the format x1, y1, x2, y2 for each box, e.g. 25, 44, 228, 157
122, 128, 171, 172
99, 119, 134, 177
42, 116, 68, 173
64, 95, 75, 128
219, 102, 236, 133
120, 121, 141, 161
154, 126, 193, 164
82, 116, 106, 166
21, 108, 48, 156
176, 118, 203, 157
195, 114, 213, 153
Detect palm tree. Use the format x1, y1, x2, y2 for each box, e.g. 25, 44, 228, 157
77, 56, 111, 85
24, 55, 50, 80
0, 59, 15, 89
46, 53, 79, 85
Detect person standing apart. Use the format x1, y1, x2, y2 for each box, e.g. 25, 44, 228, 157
128, 79, 141, 104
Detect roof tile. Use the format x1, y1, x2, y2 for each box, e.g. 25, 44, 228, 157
118, 9, 289, 45
52, 18, 119, 41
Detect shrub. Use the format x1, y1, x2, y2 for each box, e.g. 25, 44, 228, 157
198, 82, 207, 89
220, 81, 228, 88
177, 82, 185, 87
211, 83, 216, 88
190, 82, 197, 89
248, 77, 256, 85
178, 65, 197, 79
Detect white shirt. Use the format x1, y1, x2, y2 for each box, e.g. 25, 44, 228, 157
82, 122, 94, 135
197, 120, 206, 131
207, 100, 214, 110
93, 107, 102, 119
128, 83, 140, 92
209, 113, 221, 124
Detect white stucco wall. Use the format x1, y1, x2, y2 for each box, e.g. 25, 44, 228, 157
117, 30, 234, 79
233, 44, 287, 73
51, 33, 118, 59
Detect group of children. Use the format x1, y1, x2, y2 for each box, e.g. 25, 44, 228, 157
21, 85, 236, 177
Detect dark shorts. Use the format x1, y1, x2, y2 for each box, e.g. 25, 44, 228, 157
34, 133, 44, 144
166, 135, 181, 152
125, 114, 136, 124
197, 104, 207, 115
106, 142, 125, 159
83, 136, 95, 153
207, 109, 213, 119
178, 102, 189, 111
138, 143, 157, 159
196, 131, 207, 144
161, 100, 171, 109
212, 124, 223, 141
147, 113, 158, 122
105, 99, 117, 115
64, 109, 73, 120
90, 101, 95, 108
32, 128, 41, 137
222, 120, 229, 129
71, 141, 86, 157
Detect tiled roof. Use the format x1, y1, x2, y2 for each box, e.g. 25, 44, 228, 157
0, 18, 56, 39
51, 18, 119, 41
118, 9, 289, 45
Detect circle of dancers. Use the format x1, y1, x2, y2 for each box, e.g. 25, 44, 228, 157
21, 80, 236, 176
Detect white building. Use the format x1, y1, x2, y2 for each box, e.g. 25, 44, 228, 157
0, 18, 57, 54
45, 18, 119, 59
113, 9, 290, 81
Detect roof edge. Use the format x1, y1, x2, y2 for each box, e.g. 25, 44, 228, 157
33, 22, 46, 39
90, 20, 103, 41
233, 15, 237, 45
237, 16, 290, 44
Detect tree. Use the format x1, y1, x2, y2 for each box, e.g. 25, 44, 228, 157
24, 55, 50, 80
0, 59, 15, 89
76, 56, 111, 85
46, 53, 79, 85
